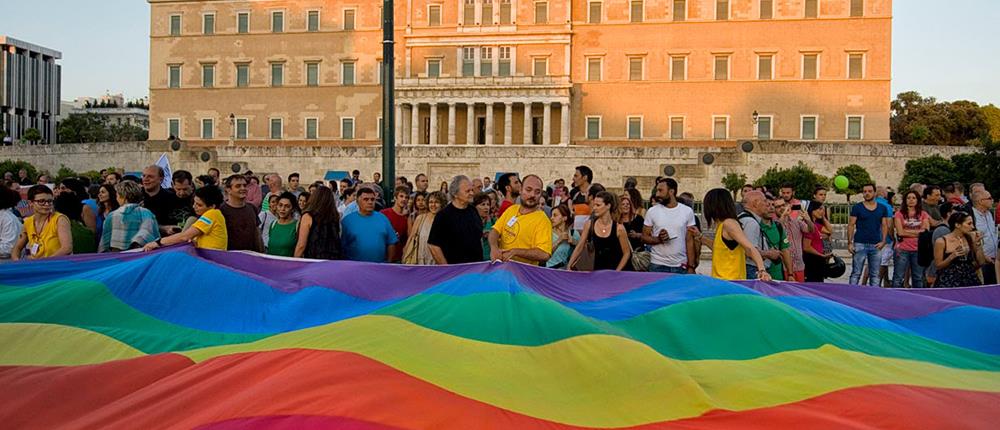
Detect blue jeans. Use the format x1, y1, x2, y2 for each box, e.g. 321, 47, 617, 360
650, 264, 687, 274
746, 264, 759, 280
850, 243, 881, 287
893, 250, 925, 288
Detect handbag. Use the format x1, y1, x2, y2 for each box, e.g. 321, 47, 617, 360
401, 215, 424, 265
573, 240, 596, 271
572, 220, 597, 271
631, 248, 652, 272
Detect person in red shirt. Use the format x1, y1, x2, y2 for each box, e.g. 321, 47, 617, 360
380, 186, 410, 262
495, 173, 520, 218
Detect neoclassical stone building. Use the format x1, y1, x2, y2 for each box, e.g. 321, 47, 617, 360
148, 0, 891, 146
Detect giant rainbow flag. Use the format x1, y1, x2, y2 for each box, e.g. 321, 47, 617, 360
1, 245, 999, 429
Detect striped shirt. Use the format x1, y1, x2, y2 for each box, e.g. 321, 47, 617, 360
99, 204, 161, 252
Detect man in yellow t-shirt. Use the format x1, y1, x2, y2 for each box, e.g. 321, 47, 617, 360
489, 174, 552, 265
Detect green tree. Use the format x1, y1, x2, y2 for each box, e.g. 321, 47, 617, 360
972, 137, 1000, 198
949, 152, 983, 186
79, 170, 104, 183
0, 160, 39, 182
898, 155, 958, 191
891, 91, 990, 146
721, 172, 748, 197
109, 123, 149, 142
54, 165, 78, 183
754, 162, 827, 199
22, 128, 42, 145
983, 104, 1000, 142
57, 113, 110, 143
833, 164, 873, 201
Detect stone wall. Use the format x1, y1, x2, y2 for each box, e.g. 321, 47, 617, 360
0, 140, 975, 198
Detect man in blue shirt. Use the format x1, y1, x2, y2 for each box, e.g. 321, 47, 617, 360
848, 183, 890, 287
341, 187, 398, 263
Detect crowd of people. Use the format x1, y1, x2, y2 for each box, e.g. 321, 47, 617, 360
1, 164, 997, 288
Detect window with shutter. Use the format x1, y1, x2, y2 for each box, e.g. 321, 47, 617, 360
671, 57, 686, 81
629, 57, 643, 81
758, 55, 772, 80
714, 56, 729, 81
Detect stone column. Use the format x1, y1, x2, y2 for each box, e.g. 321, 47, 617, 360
560, 102, 570, 145
523, 102, 533, 145
395, 103, 403, 146
503, 102, 513, 145
447, 103, 457, 145
429, 103, 438, 145
485, 103, 495, 146
542, 102, 552, 146
411, 102, 421, 145
466, 103, 475, 145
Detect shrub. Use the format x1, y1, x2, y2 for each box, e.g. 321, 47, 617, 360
0, 160, 39, 182
754, 162, 827, 199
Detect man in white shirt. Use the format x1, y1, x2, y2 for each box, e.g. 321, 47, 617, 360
642, 178, 697, 274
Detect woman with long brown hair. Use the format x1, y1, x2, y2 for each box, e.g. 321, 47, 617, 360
893, 190, 929, 288
619, 189, 646, 252
97, 184, 120, 220
546, 204, 579, 269
569, 191, 632, 271
294, 186, 342, 259
402, 191, 446, 265
933, 212, 987, 288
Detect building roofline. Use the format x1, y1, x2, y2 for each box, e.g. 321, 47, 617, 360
0, 35, 62, 59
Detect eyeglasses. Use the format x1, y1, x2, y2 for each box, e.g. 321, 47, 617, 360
32, 199, 54, 205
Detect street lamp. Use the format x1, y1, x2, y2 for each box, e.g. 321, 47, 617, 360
751, 110, 759, 140
381, 0, 396, 203
228, 113, 235, 146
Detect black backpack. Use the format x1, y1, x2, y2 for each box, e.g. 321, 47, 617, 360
917, 228, 938, 267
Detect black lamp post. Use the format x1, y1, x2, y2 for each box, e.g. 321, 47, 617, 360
229, 113, 235, 146
381, 0, 396, 202
751, 110, 759, 140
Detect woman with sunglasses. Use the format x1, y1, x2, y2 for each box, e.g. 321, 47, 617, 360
11, 185, 72, 260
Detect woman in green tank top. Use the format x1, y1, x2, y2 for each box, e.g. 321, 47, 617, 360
266, 192, 299, 257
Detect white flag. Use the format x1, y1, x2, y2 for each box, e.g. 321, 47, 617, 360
155, 153, 173, 189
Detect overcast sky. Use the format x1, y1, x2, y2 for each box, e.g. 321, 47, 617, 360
2, 0, 997, 105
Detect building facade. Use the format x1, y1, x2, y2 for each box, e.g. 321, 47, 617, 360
0, 36, 62, 144
148, 0, 891, 145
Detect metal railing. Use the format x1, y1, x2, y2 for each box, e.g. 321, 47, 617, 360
396, 75, 571, 87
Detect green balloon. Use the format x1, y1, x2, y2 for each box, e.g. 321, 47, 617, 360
834, 175, 850, 190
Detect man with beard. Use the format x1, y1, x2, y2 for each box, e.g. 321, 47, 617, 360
220, 175, 263, 252
168, 170, 196, 233
489, 174, 552, 266
848, 183, 890, 286
495, 172, 521, 217
642, 178, 698, 274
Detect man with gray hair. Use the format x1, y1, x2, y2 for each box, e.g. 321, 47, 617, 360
428, 175, 483, 264
971, 187, 997, 284
262, 173, 284, 212
100, 181, 161, 252
738, 190, 782, 279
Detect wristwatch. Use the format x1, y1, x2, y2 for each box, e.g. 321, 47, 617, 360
155, 238, 163, 247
